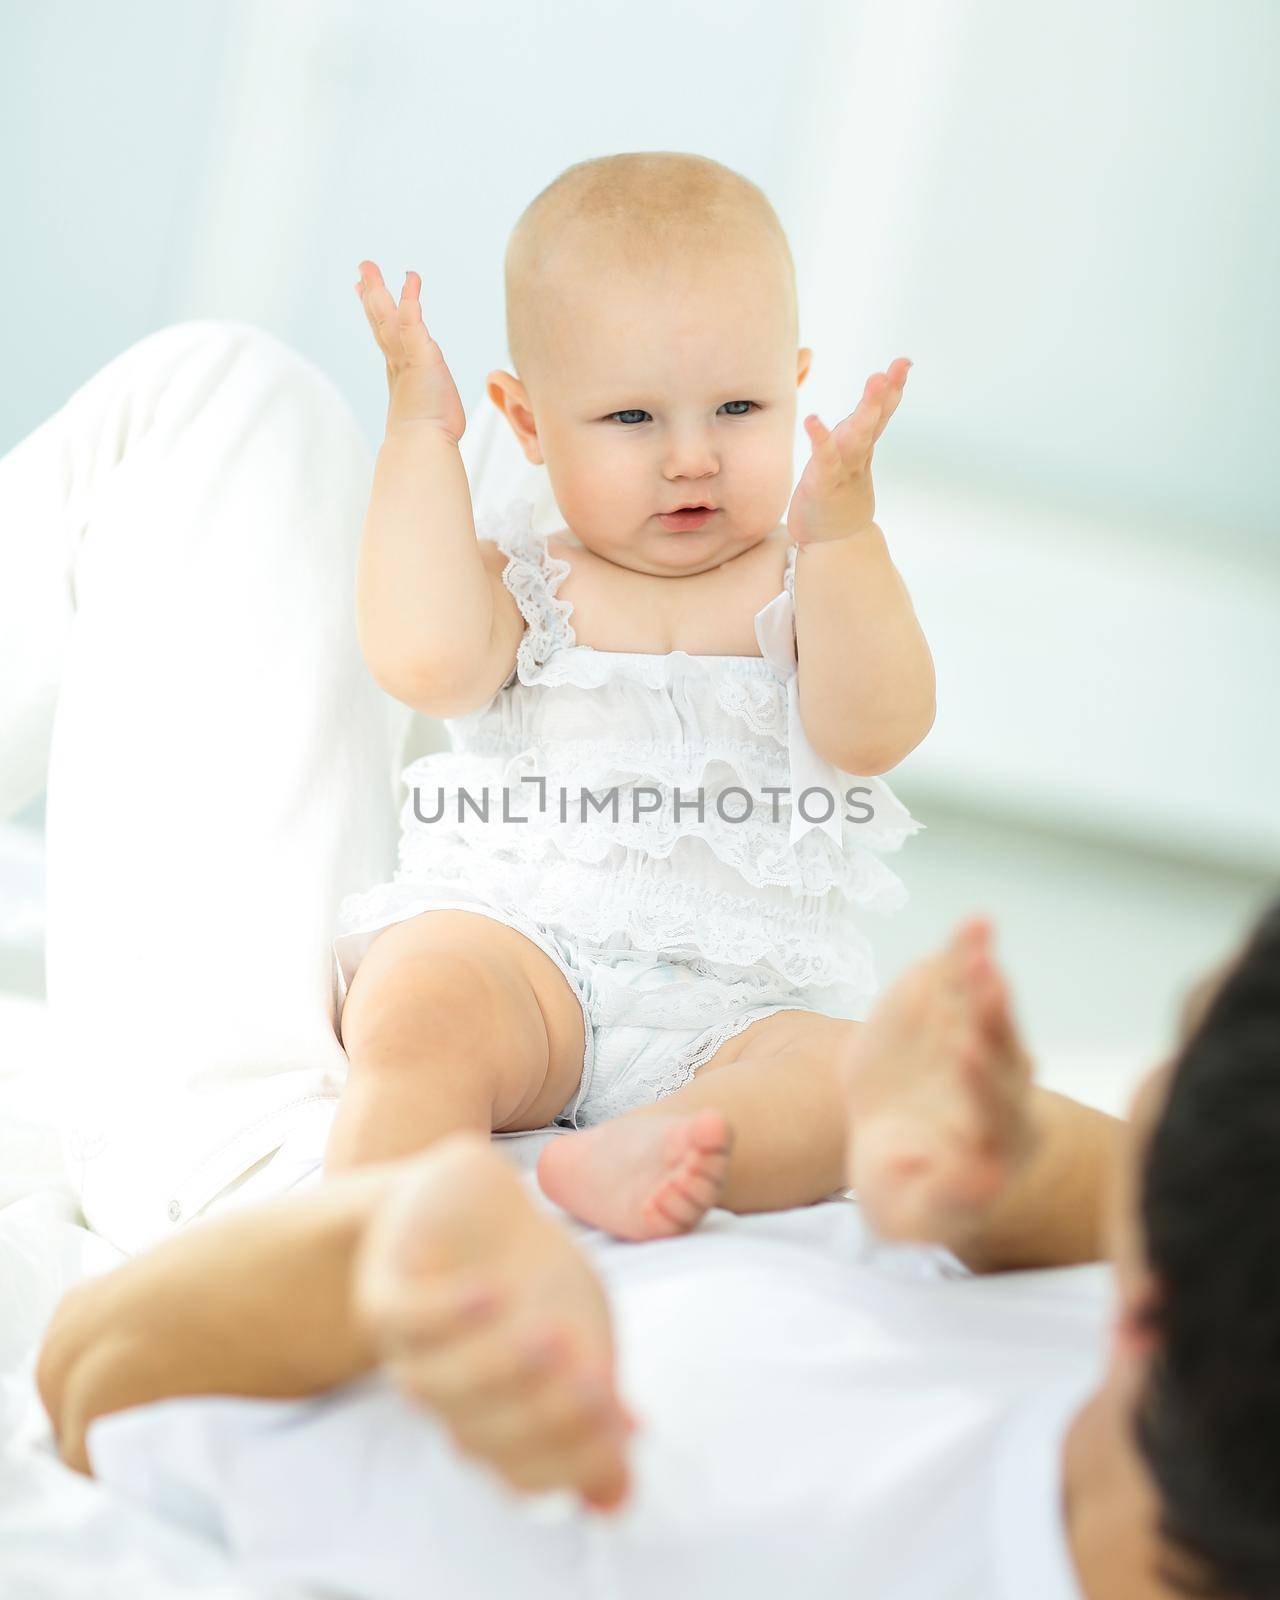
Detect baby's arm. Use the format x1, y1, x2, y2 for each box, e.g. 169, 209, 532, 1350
793, 524, 936, 775
786, 361, 936, 775
353, 261, 521, 717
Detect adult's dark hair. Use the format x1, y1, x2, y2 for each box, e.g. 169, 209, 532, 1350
1137, 895, 1280, 1598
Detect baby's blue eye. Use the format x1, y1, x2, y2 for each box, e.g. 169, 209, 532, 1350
605, 402, 759, 425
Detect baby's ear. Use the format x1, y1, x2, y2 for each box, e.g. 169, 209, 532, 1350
796, 347, 814, 387
485, 368, 517, 412
485, 370, 543, 464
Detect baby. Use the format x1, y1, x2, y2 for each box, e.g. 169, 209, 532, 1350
326, 151, 936, 1244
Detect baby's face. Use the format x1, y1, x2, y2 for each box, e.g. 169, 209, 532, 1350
491, 253, 811, 576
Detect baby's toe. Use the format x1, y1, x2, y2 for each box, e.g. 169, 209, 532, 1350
688, 1107, 732, 1156
397, 1316, 566, 1416
356, 1267, 502, 1355
504, 1392, 631, 1509
643, 1183, 706, 1232
675, 1113, 732, 1186
662, 1109, 729, 1167
660, 1122, 732, 1226
668, 1167, 724, 1212
470, 1365, 627, 1487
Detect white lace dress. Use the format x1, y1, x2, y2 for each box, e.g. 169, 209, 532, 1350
333, 498, 922, 1078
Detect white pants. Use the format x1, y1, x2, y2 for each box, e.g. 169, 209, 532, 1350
0, 321, 411, 1255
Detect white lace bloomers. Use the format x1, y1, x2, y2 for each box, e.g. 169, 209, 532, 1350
335, 498, 922, 1036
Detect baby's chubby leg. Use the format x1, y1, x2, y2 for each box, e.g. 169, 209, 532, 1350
325, 909, 589, 1172
537, 1010, 856, 1238
537, 922, 1086, 1246
545, 918, 1119, 1271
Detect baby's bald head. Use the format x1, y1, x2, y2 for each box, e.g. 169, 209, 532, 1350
503, 151, 799, 398
488, 152, 811, 575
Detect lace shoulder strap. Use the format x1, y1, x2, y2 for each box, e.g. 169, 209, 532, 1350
783, 540, 798, 602
479, 498, 575, 684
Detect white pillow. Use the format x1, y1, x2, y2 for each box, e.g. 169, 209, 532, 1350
7, 320, 512, 1256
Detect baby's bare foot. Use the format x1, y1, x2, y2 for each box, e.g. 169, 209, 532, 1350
536, 1108, 733, 1242
841, 918, 1036, 1254
352, 1133, 633, 1511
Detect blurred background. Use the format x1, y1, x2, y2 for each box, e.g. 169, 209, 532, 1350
1, 0, 1276, 1114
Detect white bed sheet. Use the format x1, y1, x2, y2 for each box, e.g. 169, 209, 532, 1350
84, 1195, 1107, 1600
0, 994, 316, 1598
0, 993, 1109, 1600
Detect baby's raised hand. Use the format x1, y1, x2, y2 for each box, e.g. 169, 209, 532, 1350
355, 260, 467, 444
786, 358, 912, 546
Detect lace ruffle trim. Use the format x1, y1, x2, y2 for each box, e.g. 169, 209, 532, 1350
337, 842, 890, 994
488, 500, 576, 686
401, 747, 923, 869
496, 648, 794, 743
579, 1004, 807, 1127
334, 881, 870, 1034
397, 794, 910, 906
453, 732, 792, 789
479, 498, 800, 714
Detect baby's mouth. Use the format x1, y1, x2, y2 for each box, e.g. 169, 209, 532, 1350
656, 505, 719, 529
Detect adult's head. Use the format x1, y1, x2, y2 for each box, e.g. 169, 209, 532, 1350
1107, 897, 1280, 1597
486, 150, 813, 577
